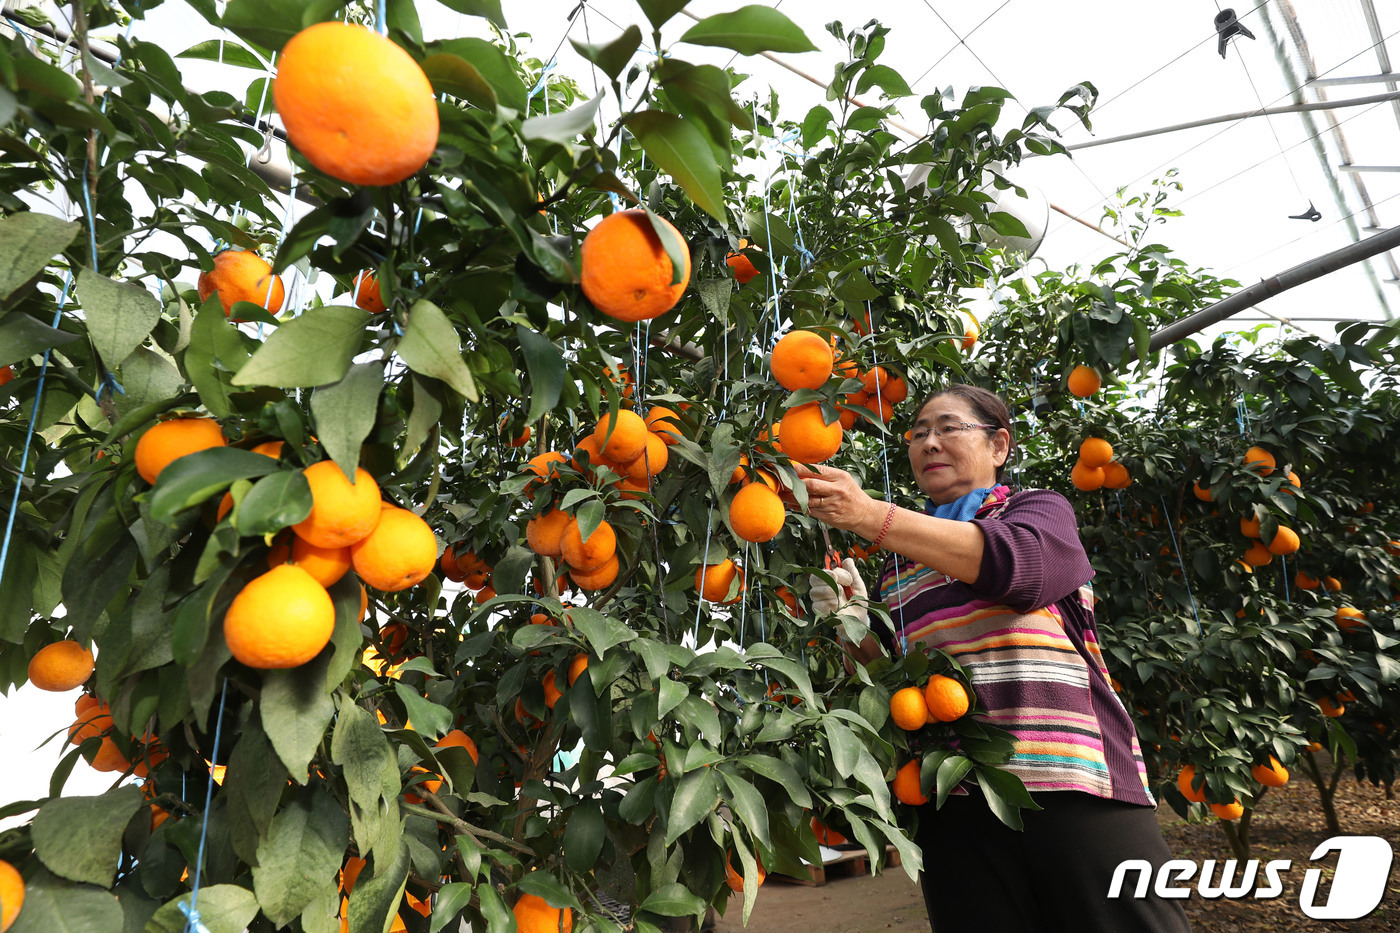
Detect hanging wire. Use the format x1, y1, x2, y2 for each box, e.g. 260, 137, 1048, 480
182, 679, 229, 933
866, 307, 908, 654
908, 0, 1016, 92
1160, 494, 1204, 636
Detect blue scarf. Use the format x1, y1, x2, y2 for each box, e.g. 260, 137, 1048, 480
926, 486, 996, 522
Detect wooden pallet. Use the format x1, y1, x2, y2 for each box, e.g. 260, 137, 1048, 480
775, 844, 903, 886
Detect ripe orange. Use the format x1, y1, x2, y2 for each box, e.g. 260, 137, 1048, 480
437, 728, 479, 765
580, 209, 691, 322
961, 320, 980, 350
560, 518, 617, 572
1266, 526, 1300, 556
620, 432, 669, 480
892, 760, 928, 805
90, 736, 130, 773
1070, 461, 1105, 491
729, 483, 785, 543
593, 409, 648, 463
0, 365, 12, 386
1317, 696, 1345, 717
810, 817, 848, 846
1210, 800, 1244, 821
224, 564, 335, 669
568, 653, 590, 686
197, 250, 285, 319
1078, 438, 1113, 468
69, 695, 112, 745
352, 271, 387, 313
1335, 607, 1366, 631
134, 417, 226, 485
0, 859, 21, 932
924, 675, 970, 722
1242, 542, 1273, 566
570, 554, 619, 591
28, 641, 95, 692
1066, 365, 1101, 397
1239, 515, 1261, 538
724, 852, 766, 892
508, 425, 532, 448
513, 893, 572, 933
525, 451, 569, 487
440, 545, 469, 582
1243, 446, 1276, 476
543, 670, 563, 709
778, 403, 842, 464
770, 330, 834, 391
695, 559, 741, 602
644, 406, 683, 444
1192, 480, 1213, 502
1284, 470, 1302, 494
726, 252, 759, 284
292, 461, 382, 548
1295, 571, 1320, 591
890, 687, 929, 730
270, 536, 352, 587
273, 22, 438, 186
859, 365, 889, 394
526, 507, 571, 558
1101, 462, 1131, 489
1251, 756, 1289, 787
1322, 576, 1342, 593
883, 375, 909, 404
1177, 764, 1207, 803
351, 507, 438, 591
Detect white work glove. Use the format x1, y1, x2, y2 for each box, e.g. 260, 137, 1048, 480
809, 558, 869, 627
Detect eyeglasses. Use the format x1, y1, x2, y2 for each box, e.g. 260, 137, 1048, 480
906, 422, 999, 444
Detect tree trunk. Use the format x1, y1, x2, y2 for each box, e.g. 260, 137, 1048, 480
1301, 750, 1343, 835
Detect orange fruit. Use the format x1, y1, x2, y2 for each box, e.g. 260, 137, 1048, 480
568, 653, 589, 686
1266, 526, 1300, 556
859, 366, 889, 395
1251, 756, 1289, 787
514, 697, 544, 730
770, 330, 834, 391
593, 409, 648, 463
1176, 764, 1207, 803
1242, 541, 1273, 566
726, 252, 759, 284
69, 696, 112, 745
250, 440, 285, 459
440, 545, 469, 582
270, 536, 353, 587
1322, 576, 1342, 592
882, 375, 909, 404
775, 585, 799, 615
197, 250, 285, 319
1070, 461, 1105, 491
1239, 515, 1262, 538
1335, 607, 1366, 631
571, 436, 615, 475
892, 759, 928, 805
1295, 571, 1320, 591
134, 417, 227, 485
569, 554, 619, 591
560, 518, 617, 573
1102, 462, 1131, 489
725, 852, 766, 892
526, 507, 571, 558
28, 641, 95, 692
1317, 696, 1345, 717
0, 365, 12, 386
961, 320, 980, 350
889, 687, 929, 730
580, 209, 691, 322
352, 271, 387, 313
810, 817, 848, 846
1192, 480, 1213, 502
924, 675, 971, 722
1284, 470, 1301, 494
1243, 446, 1275, 476
1078, 438, 1113, 468
729, 483, 785, 543
1066, 365, 1101, 397
436, 729, 479, 765
778, 403, 842, 464
695, 560, 741, 602
351, 507, 437, 591
293, 462, 382, 548
543, 670, 563, 709
644, 406, 683, 444
524, 451, 569, 487
90, 736, 130, 773
508, 425, 532, 447
224, 564, 335, 669
273, 22, 438, 186
1211, 800, 1244, 821
620, 432, 669, 480
513, 893, 572, 933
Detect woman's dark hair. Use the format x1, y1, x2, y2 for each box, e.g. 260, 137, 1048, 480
912, 384, 1018, 484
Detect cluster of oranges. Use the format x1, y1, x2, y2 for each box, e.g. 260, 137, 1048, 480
888, 675, 974, 805
69, 693, 168, 776
1175, 756, 1289, 822
1070, 436, 1131, 491
440, 545, 494, 599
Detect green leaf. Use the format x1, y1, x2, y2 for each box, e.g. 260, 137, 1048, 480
76, 269, 162, 366
473, 881, 515, 932
656, 677, 688, 720
421, 53, 498, 110
233, 469, 313, 536
309, 362, 384, 482
226, 712, 290, 864
563, 799, 606, 872
31, 785, 144, 886
515, 872, 580, 910
521, 93, 603, 145
0, 312, 80, 368
220, 0, 314, 52
0, 212, 78, 307
636, 0, 690, 29
516, 325, 565, 424
252, 788, 350, 926
394, 682, 453, 737
435, 0, 507, 29
9, 871, 122, 933
346, 839, 410, 933
625, 111, 727, 223
231, 306, 369, 388
664, 764, 721, 845
737, 754, 811, 808
184, 295, 250, 417
679, 6, 817, 55
429, 882, 475, 933
425, 39, 526, 112
822, 719, 860, 778
177, 39, 269, 70
975, 764, 1039, 830
639, 882, 707, 917
925, 216, 966, 270
112, 347, 185, 417
855, 64, 912, 98
565, 606, 636, 657
261, 663, 337, 782
147, 447, 279, 523
935, 755, 974, 808
398, 299, 478, 401
718, 768, 771, 849
571, 26, 642, 81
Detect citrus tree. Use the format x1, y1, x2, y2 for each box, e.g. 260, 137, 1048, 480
0, 3, 1110, 931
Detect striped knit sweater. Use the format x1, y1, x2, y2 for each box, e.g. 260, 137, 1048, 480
876, 486, 1154, 806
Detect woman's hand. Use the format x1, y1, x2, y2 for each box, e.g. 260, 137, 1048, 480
797, 464, 881, 536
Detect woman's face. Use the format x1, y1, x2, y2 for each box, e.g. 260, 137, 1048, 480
907, 394, 1011, 505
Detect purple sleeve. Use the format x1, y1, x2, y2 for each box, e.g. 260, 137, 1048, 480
967, 489, 1093, 613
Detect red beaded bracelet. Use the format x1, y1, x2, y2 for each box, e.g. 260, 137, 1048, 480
870, 503, 897, 548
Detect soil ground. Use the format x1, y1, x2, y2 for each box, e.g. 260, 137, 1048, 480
714, 760, 1399, 932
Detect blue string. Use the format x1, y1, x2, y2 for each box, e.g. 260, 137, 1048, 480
1280, 554, 1290, 602
376, 0, 388, 35
95, 371, 125, 402
0, 272, 75, 594
184, 679, 229, 933
1160, 494, 1202, 635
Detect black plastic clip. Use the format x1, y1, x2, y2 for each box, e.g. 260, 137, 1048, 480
1289, 202, 1322, 222
1215, 9, 1256, 58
